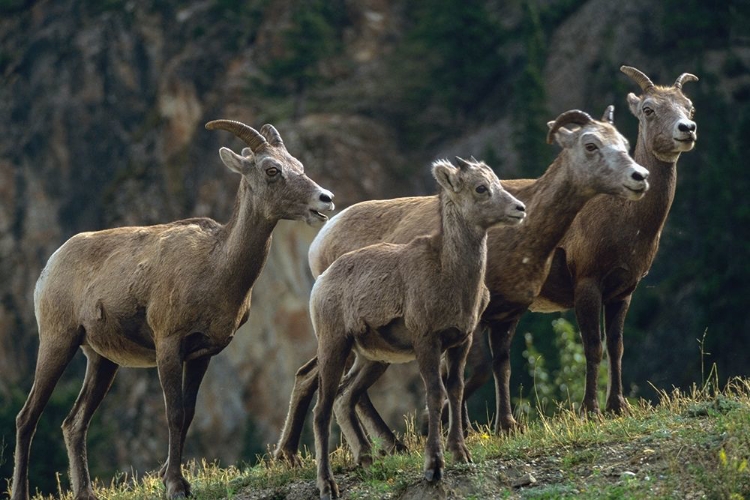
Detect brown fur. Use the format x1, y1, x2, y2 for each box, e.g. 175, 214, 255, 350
310, 159, 525, 498
528, 67, 699, 417
275, 108, 649, 463
11, 121, 334, 500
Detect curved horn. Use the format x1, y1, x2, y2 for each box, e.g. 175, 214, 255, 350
601, 105, 615, 124
620, 65, 655, 93
455, 156, 472, 170
260, 123, 284, 147
674, 72, 699, 90
546, 110, 594, 144
205, 119, 267, 152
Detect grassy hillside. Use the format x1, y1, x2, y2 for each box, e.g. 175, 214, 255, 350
17, 376, 749, 499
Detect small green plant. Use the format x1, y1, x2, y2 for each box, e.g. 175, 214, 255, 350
518, 318, 608, 419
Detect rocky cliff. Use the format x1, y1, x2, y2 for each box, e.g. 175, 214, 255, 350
1, 0, 747, 484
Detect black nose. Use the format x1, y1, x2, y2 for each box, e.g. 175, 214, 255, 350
516, 204, 526, 212
678, 121, 696, 132
319, 193, 333, 203
631, 172, 646, 181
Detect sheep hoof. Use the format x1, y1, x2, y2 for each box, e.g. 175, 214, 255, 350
274, 448, 304, 468
318, 478, 339, 499
358, 454, 373, 468
165, 475, 191, 499
424, 465, 443, 482
73, 490, 98, 500
450, 443, 472, 464
392, 440, 409, 454
606, 396, 631, 415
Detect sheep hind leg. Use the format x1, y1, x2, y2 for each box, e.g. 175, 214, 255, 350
274, 356, 319, 466
12, 328, 81, 500
356, 393, 408, 455
333, 358, 388, 466
488, 319, 521, 434
314, 335, 353, 500
62, 347, 119, 500
459, 328, 492, 435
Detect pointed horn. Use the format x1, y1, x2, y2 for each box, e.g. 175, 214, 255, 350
455, 156, 471, 170
205, 119, 268, 152
546, 110, 594, 144
620, 65, 655, 93
602, 105, 615, 124
674, 73, 699, 90
260, 123, 284, 147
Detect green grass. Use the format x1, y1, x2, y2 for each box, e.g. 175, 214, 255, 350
19, 377, 750, 499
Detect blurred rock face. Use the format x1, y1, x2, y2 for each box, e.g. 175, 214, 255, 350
0, 0, 416, 473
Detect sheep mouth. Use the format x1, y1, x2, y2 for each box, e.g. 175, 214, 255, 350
309, 209, 329, 221
624, 185, 647, 198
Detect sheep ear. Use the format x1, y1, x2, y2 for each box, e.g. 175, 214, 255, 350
627, 93, 640, 117
433, 161, 462, 193
241, 147, 254, 158
552, 127, 576, 148
219, 147, 251, 175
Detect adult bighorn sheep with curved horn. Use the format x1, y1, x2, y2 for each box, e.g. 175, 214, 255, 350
274, 106, 650, 465
449, 65, 698, 433
11, 120, 334, 500
522, 65, 699, 419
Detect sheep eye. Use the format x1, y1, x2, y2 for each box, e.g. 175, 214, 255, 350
643, 107, 654, 116
585, 143, 598, 152
475, 185, 487, 194
266, 167, 279, 177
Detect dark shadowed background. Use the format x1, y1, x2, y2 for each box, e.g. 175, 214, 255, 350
0, 0, 748, 495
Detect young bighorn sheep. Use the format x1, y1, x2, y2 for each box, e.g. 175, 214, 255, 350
274, 107, 649, 463
526, 66, 699, 417
311, 158, 526, 499
11, 120, 334, 500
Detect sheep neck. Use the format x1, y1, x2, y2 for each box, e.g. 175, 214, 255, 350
436, 191, 488, 292
220, 179, 277, 299
623, 134, 678, 239
511, 154, 591, 261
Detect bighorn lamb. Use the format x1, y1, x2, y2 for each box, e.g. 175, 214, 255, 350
526, 66, 699, 417
11, 121, 334, 500
275, 107, 649, 463
311, 158, 526, 499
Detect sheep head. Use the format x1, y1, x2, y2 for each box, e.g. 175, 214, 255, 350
206, 120, 334, 226
621, 65, 698, 162
432, 158, 526, 230
547, 107, 650, 201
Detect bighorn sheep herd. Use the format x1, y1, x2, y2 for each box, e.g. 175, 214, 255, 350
10, 65, 697, 500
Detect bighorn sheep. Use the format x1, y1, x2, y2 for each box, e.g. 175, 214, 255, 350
274, 107, 649, 463
525, 66, 699, 417
311, 158, 526, 499
11, 120, 334, 500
